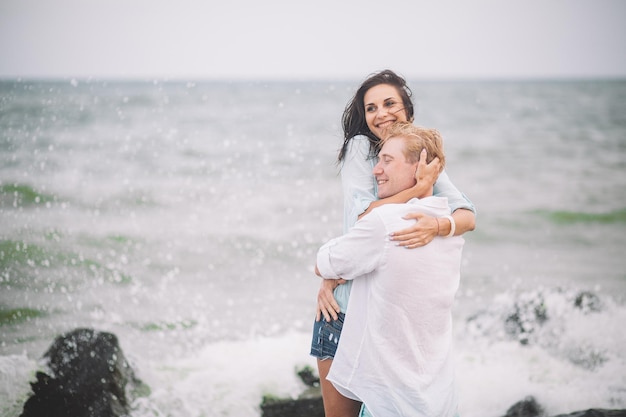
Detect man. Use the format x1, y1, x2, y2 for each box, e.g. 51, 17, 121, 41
315, 122, 464, 417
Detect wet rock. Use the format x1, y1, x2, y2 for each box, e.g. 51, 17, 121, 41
552, 410, 626, 417
260, 393, 324, 417
19, 328, 145, 417
260, 389, 626, 417
260, 365, 323, 417
503, 396, 544, 417
504, 292, 548, 345
297, 365, 320, 388
501, 397, 626, 417
468, 288, 608, 347
574, 291, 602, 314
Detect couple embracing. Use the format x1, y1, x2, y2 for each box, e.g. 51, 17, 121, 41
311, 70, 476, 417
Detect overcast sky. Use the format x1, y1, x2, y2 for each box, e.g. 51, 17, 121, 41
1, 0, 625, 81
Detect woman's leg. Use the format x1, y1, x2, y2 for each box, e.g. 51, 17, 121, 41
317, 358, 362, 417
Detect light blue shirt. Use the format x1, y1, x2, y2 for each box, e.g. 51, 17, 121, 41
334, 135, 475, 312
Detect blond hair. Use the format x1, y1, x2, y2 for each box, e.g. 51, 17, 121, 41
382, 122, 445, 172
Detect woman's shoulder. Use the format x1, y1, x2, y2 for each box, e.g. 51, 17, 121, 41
350, 134, 370, 143
346, 134, 372, 153
342, 135, 374, 165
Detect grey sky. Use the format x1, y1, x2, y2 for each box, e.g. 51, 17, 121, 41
1, 0, 625, 80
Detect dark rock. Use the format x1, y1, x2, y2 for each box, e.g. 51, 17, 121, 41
503, 397, 626, 417
553, 410, 626, 417
260, 393, 324, 417
574, 291, 602, 314
261, 389, 626, 417
297, 365, 320, 388
20, 328, 145, 417
504, 292, 548, 345
503, 396, 544, 417
261, 365, 323, 417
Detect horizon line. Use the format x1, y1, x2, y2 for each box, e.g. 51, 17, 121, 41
1, 74, 626, 84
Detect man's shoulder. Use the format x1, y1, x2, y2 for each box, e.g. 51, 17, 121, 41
370, 203, 410, 217
371, 196, 450, 219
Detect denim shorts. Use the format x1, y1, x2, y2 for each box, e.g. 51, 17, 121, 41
309, 312, 345, 360
359, 404, 372, 417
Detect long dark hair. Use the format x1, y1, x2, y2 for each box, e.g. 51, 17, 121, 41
338, 69, 415, 162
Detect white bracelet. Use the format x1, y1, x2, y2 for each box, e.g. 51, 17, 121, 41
443, 215, 455, 238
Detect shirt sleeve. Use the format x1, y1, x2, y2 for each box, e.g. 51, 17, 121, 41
433, 169, 476, 214
317, 212, 387, 280
340, 136, 377, 232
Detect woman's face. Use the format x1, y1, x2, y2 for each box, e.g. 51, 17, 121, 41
363, 83, 409, 139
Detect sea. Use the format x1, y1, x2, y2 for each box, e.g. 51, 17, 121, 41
1, 78, 625, 417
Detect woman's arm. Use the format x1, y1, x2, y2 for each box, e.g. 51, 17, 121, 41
390, 169, 476, 248
315, 278, 343, 322
315, 136, 375, 321
340, 136, 378, 230
389, 208, 475, 248
433, 170, 476, 214
438, 208, 476, 236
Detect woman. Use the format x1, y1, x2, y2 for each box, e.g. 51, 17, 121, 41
310, 70, 476, 417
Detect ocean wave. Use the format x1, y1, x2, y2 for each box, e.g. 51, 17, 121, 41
0, 353, 37, 417
463, 286, 624, 371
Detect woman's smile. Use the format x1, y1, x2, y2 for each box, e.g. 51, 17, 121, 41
364, 84, 409, 139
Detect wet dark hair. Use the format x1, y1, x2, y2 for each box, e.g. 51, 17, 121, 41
338, 69, 415, 162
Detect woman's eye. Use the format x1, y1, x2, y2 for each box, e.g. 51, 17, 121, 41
366, 105, 376, 112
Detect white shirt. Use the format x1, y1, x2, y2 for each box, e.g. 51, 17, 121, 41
335, 135, 475, 313
316, 196, 464, 417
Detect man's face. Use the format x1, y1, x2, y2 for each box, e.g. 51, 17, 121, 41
372, 137, 418, 199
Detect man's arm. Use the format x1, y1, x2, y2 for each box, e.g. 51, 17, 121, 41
316, 211, 387, 281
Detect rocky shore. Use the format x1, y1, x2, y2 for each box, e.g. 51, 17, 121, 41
261, 369, 626, 417
261, 289, 626, 417
17, 326, 626, 417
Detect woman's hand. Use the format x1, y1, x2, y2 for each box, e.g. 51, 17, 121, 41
414, 150, 441, 197
391, 209, 476, 248
389, 213, 438, 248
316, 278, 346, 322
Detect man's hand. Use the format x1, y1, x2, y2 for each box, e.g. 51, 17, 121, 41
316, 278, 345, 322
